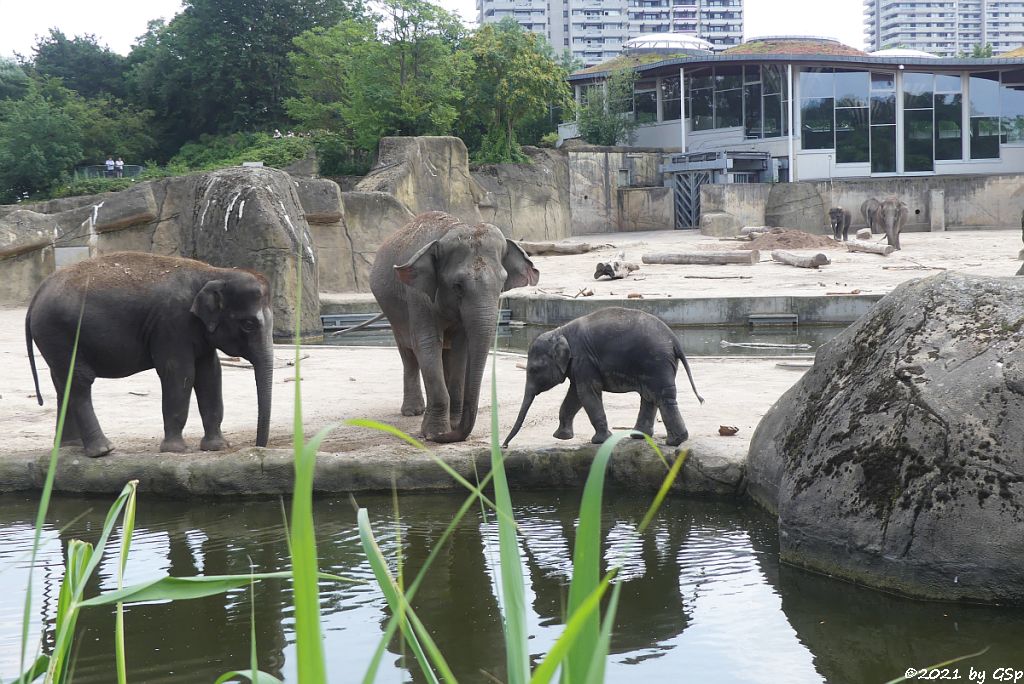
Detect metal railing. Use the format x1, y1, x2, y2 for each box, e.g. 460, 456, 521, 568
73, 165, 145, 180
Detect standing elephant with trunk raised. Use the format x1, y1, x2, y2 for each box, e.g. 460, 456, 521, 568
371, 211, 539, 443
503, 308, 704, 448
26, 252, 274, 458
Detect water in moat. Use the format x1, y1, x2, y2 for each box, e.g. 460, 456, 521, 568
1, 491, 1022, 683
321, 324, 844, 357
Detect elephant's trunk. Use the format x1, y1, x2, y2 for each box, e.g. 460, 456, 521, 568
502, 385, 536, 448
253, 329, 274, 447
435, 310, 498, 443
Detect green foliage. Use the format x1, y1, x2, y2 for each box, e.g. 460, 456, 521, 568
461, 19, 574, 163
287, 0, 470, 151
576, 68, 638, 147
168, 132, 314, 171
0, 57, 30, 100
538, 131, 560, 148
53, 177, 137, 198
31, 29, 127, 99
972, 43, 994, 58
0, 88, 83, 202
313, 131, 373, 175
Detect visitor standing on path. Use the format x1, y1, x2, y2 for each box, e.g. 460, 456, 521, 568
105, 156, 115, 177
115, 157, 124, 178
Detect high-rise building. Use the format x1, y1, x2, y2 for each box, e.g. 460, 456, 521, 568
477, 0, 743, 66
864, 0, 1024, 57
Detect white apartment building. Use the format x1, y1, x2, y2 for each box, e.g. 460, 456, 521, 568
477, 0, 743, 66
864, 0, 1024, 56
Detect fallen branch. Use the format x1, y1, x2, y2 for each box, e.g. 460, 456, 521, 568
643, 250, 760, 265
845, 239, 895, 255
518, 241, 597, 256
683, 275, 753, 280
826, 289, 864, 295
776, 362, 814, 370
855, 228, 872, 240
741, 226, 773, 236
771, 250, 830, 269
594, 250, 640, 280
720, 340, 812, 350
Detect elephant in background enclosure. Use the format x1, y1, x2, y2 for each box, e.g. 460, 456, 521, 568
861, 198, 881, 235
26, 252, 274, 458
828, 207, 851, 242
370, 211, 539, 443
862, 197, 907, 249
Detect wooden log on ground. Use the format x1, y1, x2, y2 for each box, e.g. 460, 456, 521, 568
594, 250, 640, 280
642, 250, 760, 265
518, 241, 594, 256
856, 228, 872, 240
845, 239, 895, 255
771, 250, 830, 269
740, 226, 773, 236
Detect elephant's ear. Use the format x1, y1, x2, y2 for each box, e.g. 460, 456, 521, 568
395, 240, 439, 300
502, 240, 540, 292
191, 280, 227, 333
552, 333, 571, 377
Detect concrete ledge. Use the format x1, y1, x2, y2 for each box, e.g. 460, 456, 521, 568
0, 436, 743, 498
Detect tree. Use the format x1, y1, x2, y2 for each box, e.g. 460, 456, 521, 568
972, 43, 994, 58
576, 68, 638, 147
31, 29, 127, 99
0, 58, 29, 100
286, 0, 470, 150
460, 19, 573, 163
0, 87, 83, 202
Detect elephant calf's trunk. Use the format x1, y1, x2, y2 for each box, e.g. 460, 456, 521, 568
253, 353, 273, 447
502, 390, 536, 448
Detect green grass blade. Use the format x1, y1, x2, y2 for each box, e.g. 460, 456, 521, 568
79, 572, 295, 607
19, 295, 86, 677
636, 445, 686, 535
356, 509, 452, 684
490, 338, 529, 684
115, 480, 138, 684
11, 654, 49, 684
213, 670, 283, 684
583, 581, 622, 684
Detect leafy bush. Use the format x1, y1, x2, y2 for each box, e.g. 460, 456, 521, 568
51, 177, 136, 198
538, 131, 560, 148
168, 132, 314, 172
312, 132, 373, 176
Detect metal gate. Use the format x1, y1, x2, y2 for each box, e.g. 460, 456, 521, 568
672, 171, 711, 229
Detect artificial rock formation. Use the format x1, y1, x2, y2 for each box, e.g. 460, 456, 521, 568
747, 272, 1024, 604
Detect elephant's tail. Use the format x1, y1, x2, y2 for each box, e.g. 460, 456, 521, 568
330, 311, 387, 336
673, 337, 705, 405
25, 305, 42, 406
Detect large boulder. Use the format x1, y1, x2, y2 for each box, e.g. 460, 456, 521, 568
765, 182, 827, 234
472, 146, 570, 241
748, 272, 1024, 604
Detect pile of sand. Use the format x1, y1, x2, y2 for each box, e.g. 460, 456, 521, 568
738, 229, 843, 251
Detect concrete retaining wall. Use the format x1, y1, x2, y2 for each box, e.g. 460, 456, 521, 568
617, 186, 673, 231
568, 148, 666, 234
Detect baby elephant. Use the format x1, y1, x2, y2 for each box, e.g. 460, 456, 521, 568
828, 207, 851, 242
503, 307, 704, 448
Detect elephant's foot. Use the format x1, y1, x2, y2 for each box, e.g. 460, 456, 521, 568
665, 430, 689, 447
200, 434, 230, 451
590, 430, 612, 444
430, 430, 468, 443
160, 437, 188, 453
553, 426, 574, 440
84, 438, 114, 459
60, 435, 84, 447
631, 427, 653, 440
402, 404, 425, 417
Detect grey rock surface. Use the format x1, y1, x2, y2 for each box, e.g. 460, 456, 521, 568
765, 183, 827, 234
747, 272, 1024, 603
473, 146, 571, 241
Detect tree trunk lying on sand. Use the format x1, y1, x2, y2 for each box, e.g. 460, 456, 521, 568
856, 228, 872, 240
518, 241, 594, 256
642, 250, 760, 265
845, 239, 895, 255
771, 250, 830, 269
741, 226, 772, 236
594, 251, 640, 279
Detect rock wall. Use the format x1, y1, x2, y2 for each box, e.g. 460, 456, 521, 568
473, 147, 570, 241
568, 148, 666, 234
747, 272, 1024, 604
617, 186, 673, 231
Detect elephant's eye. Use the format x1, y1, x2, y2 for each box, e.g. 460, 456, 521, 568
240, 319, 258, 333
452, 282, 464, 296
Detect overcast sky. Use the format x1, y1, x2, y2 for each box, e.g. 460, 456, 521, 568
0, 0, 865, 60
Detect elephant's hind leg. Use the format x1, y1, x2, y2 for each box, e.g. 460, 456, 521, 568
658, 386, 689, 447
195, 351, 229, 451
398, 345, 426, 416
52, 367, 113, 458
49, 370, 83, 447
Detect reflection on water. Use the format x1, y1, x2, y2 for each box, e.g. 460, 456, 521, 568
0, 492, 1022, 683
321, 325, 843, 357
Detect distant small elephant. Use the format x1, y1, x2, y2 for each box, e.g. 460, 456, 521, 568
828, 207, 851, 242
502, 307, 704, 448
26, 252, 274, 458
861, 198, 881, 235
878, 196, 909, 250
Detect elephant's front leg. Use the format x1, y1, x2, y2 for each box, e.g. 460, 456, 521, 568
397, 344, 425, 416
194, 351, 229, 451
576, 382, 611, 444
412, 332, 451, 440
632, 397, 657, 439
157, 358, 196, 452
553, 384, 582, 440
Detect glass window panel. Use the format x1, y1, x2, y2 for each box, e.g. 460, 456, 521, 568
971, 116, 1000, 158
834, 70, 870, 107
634, 90, 657, 123
935, 93, 963, 160
934, 73, 962, 93
871, 125, 896, 173
661, 76, 680, 100
800, 68, 834, 99
763, 64, 782, 94
970, 72, 1000, 116
800, 97, 834, 149
1002, 68, 1024, 84
744, 65, 761, 84
904, 108, 934, 172
689, 68, 713, 90
763, 93, 782, 137
692, 88, 714, 130
663, 96, 681, 121
836, 107, 869, 163
715, 65, 742, 90
871, 72, 895, 91
871, 93, 896, 124
1001, 83, 1024, 142
744, 83, 762, 138
715, 87, 742, 128
904, 73, 934, 109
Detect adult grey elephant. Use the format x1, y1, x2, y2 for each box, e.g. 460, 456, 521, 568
877, 196, 909, 250
371, 211, 539, 442
26, 252, 274, 458
861, 197, 881, 235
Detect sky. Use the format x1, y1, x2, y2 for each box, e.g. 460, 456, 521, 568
0, 0, 866, 60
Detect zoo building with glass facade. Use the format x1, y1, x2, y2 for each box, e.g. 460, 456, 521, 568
560, 38, 1024, 183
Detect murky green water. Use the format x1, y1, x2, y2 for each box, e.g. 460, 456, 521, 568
322, 325, 842, 357
1, 492, 1022, 683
